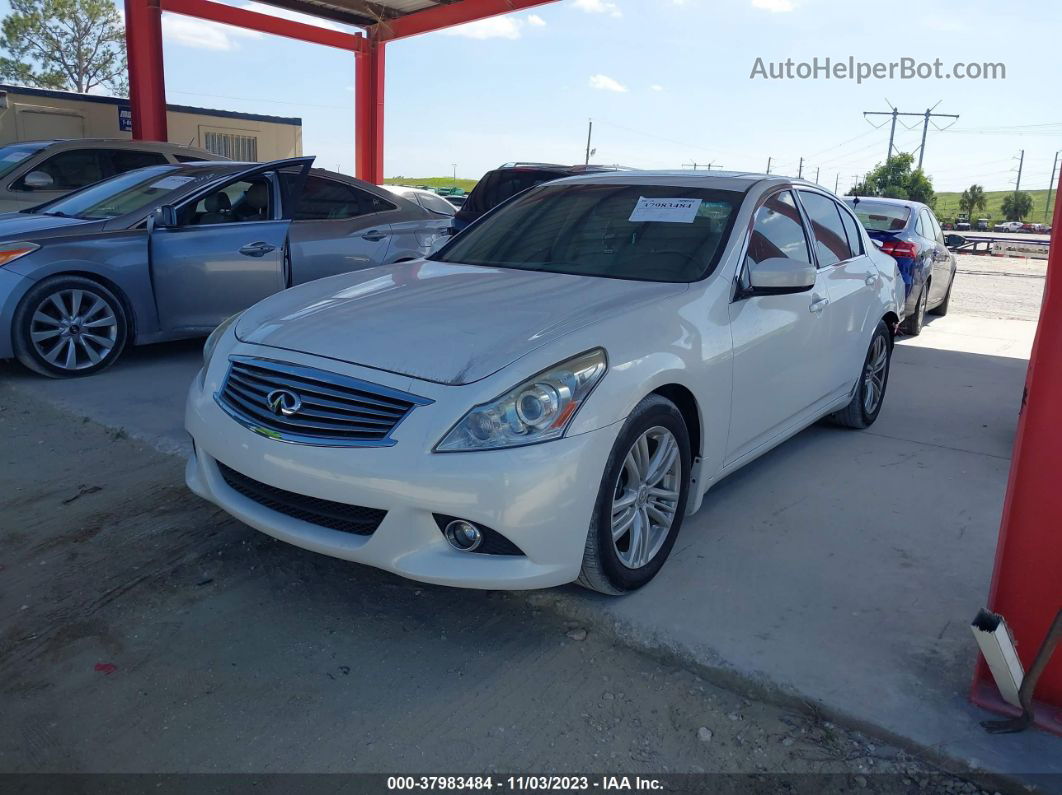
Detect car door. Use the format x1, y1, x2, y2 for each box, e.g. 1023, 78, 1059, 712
285, 174, 406, 285
149, 158, 311, 332
797, 189, 877, 397
725, 189, 836, 465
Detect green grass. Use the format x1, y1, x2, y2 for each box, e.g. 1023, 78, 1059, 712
383, 176, 479, 193
933, 188, 1057, 225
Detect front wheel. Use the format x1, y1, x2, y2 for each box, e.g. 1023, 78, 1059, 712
13, 276, 128, 378
577, 395, 692, 595
830, 320, 893, 429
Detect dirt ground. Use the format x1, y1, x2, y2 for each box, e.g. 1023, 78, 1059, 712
0, 386, 1014, 793
952, 254, 1045, 322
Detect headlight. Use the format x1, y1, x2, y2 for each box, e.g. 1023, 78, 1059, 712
0, 242, 40, 267
203, 311, 243, 366
435, 349, 607, 452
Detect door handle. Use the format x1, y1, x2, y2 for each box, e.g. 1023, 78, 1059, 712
810, 295, 830, 314
239, 242, 276, 257
361, 230, 389, 242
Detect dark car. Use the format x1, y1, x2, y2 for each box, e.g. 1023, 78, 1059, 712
0, 157, 452, 377
844, 197, 957, 336
452, 162, 627, 232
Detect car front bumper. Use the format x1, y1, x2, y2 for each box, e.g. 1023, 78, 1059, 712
185, 356, 622, 590
0, 268, 34, 359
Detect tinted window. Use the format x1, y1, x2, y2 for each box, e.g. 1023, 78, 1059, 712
107, 149, 169, 173
462, 169, 562, 216
175, 154, 208, 163
0, 141, 49, 179
180, 177, 272, 225
434, 183, 742, 283
847, 200, 911, 232
15, 149, 105, 191
292, 176, 395, 220
800, 191, 854, 266
745, 191, 812, 268
416, 191, 456, 216
838, 204, 864, 257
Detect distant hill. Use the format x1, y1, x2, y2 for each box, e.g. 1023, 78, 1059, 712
383, 177, 479, 193
933, 188, 1056, 226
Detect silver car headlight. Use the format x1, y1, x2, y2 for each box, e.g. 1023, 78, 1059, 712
203, 311, 243, 367
435, 349, 607, 452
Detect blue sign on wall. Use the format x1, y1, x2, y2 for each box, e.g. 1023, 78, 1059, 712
118, 106, 132, 132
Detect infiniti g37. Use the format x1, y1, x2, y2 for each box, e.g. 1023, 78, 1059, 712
186, 172, 905, 594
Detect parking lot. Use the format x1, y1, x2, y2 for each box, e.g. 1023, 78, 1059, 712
1, 253, 1058, 788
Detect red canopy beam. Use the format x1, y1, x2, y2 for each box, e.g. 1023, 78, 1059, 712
371, 0, 556, 41
971, 170, 1062, 735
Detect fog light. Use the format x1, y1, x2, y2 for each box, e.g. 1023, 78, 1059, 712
444, 519, 483, 552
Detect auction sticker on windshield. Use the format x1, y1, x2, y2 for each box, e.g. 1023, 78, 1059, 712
151, 175, 196, 190
629, 197, 702, 223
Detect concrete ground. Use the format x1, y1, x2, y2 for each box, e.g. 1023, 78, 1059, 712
1, 255, 1058, 786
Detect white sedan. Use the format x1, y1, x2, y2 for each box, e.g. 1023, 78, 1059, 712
185, 172, 905, 594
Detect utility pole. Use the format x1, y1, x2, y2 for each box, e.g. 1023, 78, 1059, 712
766, 156, 772, 175
814, 167, 820, 184
1045, 150, 1060, 224
797, 157, 804, 178
864, 100, 958, 168
834, 173, 840, 194
584, 118, 593, 166
452, 163, 457, 185
1014, 149, 1025, 195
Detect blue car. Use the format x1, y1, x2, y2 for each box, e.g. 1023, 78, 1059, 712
844, 197, 957, 336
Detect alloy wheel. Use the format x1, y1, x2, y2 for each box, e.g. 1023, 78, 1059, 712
862, 335, 889, 415
29, 288, 118, 372
611, 426, 682, 570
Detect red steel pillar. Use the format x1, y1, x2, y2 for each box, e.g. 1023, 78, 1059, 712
971, 170, 1062, 735
355, 38, 385, 184
124, 0, 168, 141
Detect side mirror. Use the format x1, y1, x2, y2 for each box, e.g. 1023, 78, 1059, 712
152, 204, 178, 229
21, 170, 54, 190
944, 233, 966, 249
745, 257, 816, 296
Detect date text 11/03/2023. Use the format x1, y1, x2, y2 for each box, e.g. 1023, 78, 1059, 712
386, 776, 665, 791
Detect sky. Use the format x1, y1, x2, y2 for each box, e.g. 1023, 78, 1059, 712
5, 0, 1062, 193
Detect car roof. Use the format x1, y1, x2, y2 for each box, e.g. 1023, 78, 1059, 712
7, 138, 222, 156
844, 195, 926, 210
546, 169, 819, 193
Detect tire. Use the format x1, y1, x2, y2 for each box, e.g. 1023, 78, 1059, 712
577, 394, 692, 595
929, 273, 953, 316
902, 283, 928, 336
830, 320, 892, 430
13, 275, 128, 378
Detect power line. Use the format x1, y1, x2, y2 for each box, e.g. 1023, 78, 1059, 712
863, 100, 959, 169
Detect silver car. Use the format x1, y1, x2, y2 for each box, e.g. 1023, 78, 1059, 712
0, 138, 224, 211
0, 156, 453, 377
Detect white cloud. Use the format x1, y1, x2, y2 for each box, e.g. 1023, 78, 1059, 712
527, 14, 547, 26
574, 0, 622, 18
161, 14, 262, 51
589, 74, 628, 93
650, 84, 664, 91
751, 0, 795, 11
439, 16, 523, 39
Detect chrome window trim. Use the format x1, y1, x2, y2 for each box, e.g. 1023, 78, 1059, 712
214, 355, 433, 448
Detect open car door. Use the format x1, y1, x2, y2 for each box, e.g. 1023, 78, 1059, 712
149, 157, 313, 333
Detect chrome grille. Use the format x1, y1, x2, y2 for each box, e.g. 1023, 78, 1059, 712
216, 356, 431, 447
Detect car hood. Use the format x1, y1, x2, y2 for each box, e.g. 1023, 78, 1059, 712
0, 212, 100, 239
236, 260, 687, 385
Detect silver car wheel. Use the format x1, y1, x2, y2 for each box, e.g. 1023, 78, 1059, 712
30, 288, 118, 371
862, 334, 888, 415
611, 426, 682, 570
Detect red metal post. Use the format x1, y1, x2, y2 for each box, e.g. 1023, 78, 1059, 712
355, 39, 385, 184
124, 0, 168, 141
971, 170, 1062, 735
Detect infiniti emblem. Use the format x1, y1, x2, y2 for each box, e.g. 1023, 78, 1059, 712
266, 388, 302, 417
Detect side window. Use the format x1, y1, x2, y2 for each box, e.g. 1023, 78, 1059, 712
178, 176, 273, 226
930, 212, 945, 244
14, 149, 105, 191
837, 204, 864, 257
107, 149, 169, 174
416, 191, 456, 216
915, 210, 928, 238
292, 176, 396, 221
799, 190, 854, 267
923, 210, 943, 243
175, 155, 207, 163
745, 190, 812, 269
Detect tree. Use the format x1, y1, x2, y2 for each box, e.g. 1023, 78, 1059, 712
0, 0, 127, 95
847, 152, 936, 207
959, 184, 987, 218
1001, 191, 1033, 222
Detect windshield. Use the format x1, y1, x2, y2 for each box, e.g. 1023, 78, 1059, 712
0, 142, 49, 179
36, 166, 209, 220
847, 200, 911, 232
432, 182, 743, 282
